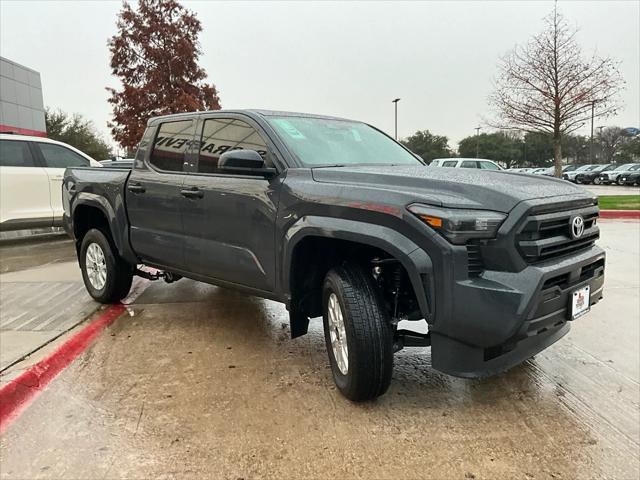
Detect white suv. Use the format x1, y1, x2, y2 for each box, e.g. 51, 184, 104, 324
430, 158, 503, 170
0, 134, 102, 231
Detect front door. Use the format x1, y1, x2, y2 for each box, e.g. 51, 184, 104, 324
181, 115, 280, 292
126, 119, 195, 270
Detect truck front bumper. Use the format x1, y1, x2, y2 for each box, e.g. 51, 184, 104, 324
430, 245, 605, 378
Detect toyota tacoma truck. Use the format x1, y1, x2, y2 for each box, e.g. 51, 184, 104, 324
63, 110, 605, 401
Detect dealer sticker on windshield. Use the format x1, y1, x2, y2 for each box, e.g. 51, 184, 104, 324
570, 285, 590, 320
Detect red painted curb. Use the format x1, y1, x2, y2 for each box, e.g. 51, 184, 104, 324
599, 210, 640, 219
0, 304, 125, 433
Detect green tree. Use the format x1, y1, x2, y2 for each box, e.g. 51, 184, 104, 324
458, 131, 522, 168
618, 136, 640, 161
401, 130, 452, 163
45, 109, 112, 160
521, 132, 554, 167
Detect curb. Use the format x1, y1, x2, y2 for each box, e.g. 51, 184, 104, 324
599, 210, 640, 220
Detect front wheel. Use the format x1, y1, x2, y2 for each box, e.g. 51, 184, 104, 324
593, 177, 602, 185
617, 176, 625, 186
80, 228, 133, 303
322, 264, 394, 401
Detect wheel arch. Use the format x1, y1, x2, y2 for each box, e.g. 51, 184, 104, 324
282, 216, 434, 335
71, 193, 137, 264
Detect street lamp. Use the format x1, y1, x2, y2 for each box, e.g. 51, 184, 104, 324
475, 126, 481, 157
392, 98, 401, 140
589, 100, 597, 162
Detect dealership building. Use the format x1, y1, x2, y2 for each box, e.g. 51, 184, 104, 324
0, 56, 46, 137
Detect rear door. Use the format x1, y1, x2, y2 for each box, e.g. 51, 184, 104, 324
181, 114, 280, 292
33, 142, 91, 224
126, 119, 195, 270
0, 139, 52, 229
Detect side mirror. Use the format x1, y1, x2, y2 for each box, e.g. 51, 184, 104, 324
218, 150, 276, 177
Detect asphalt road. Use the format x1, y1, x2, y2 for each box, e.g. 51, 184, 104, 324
0, 220, 638, 479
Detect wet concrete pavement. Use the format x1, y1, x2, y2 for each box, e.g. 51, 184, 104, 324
0, 235, 99, 371
1, 221, 638, 479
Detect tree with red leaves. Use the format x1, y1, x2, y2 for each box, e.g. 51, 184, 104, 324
107, 0, 221, 150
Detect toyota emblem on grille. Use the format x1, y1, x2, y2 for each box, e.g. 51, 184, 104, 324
570, 215, 585, 239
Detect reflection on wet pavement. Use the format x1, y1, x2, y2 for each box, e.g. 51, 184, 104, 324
0, 222, 638, 479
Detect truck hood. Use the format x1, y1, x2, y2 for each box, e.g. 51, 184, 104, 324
311, 165, 593, 213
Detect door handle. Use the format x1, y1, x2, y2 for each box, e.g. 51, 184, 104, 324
127, 183, 146, 194
180, 187, 204, 199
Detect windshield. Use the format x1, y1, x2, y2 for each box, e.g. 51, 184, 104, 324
615, 163, 634, 171
576, 165, 593, 171
267, 116, 422, 167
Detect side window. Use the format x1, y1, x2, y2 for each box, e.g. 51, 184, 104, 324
38, 143, 89, 168
0, 140, 35, 167
149, 120, 195, 172
442, 160, 458, 167
479, 161, 500, 170
198, 118, 271, 174
460, 160, 478, 169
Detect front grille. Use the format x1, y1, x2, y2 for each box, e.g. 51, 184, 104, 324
516, 201, 599, 264
467, 244, 484, 276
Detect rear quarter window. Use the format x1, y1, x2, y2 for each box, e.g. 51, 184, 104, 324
37, 143, 89, 168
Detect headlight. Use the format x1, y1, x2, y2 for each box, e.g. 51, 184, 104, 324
407, 204, 506, 245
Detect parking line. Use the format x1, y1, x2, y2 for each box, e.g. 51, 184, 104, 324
0, 279, 149, 434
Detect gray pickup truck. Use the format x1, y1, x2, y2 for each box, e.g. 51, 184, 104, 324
63, 110, 605, 401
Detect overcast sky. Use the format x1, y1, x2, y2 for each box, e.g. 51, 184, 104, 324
1, 0, 638, 151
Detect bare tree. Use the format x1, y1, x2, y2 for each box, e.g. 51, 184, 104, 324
489, 7, 624, 176
597, 127, 626, 163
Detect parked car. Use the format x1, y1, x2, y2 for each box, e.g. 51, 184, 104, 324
0, 133, 102, 231
530, 167, 551, 175
575, 164, 616, 184
619, 171, 640, 186
598, 163, 640, 185
63, 109, 604, 401
564, 164, 598, 182
430, 158, 503, 170
99, 158, 135, 169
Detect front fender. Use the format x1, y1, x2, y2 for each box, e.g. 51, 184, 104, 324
281, 216, 434, 320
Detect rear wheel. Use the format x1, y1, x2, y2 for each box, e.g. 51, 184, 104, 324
322, 264, 394, 401
80, 228, 133, 303
593, 177, 601, 185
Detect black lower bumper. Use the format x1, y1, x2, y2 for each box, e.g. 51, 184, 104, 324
431, 246, 605, 378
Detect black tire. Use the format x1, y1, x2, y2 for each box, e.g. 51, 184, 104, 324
322, 264, 394, 401
593, 177, 602, 185
617, 177, 625, 186
79, 228, 133, 303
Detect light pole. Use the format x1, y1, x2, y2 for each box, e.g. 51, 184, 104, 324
475, 126, 481, 157
589, 100, 596, 162
392, 98, 401, 140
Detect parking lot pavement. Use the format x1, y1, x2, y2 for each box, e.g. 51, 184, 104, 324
584, 184, 640, 196
0, 220, 638, 479
0, 236, 101, 372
